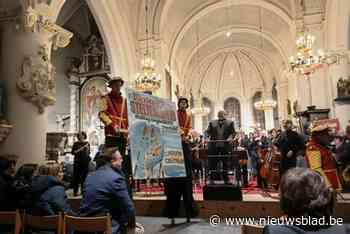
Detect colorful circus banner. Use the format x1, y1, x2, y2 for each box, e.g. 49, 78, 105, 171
126, 88, 186, 179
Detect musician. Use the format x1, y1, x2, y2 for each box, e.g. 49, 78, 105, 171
206, 110, 236, 184
71, 131, 91, 196
257, 135, 269, 189
164, 97, 197, 224
305, 124, 342, 191
276, 120, 304, 176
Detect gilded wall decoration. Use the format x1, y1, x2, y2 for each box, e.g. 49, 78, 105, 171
17, 45, 56, 113
337, 76, 350, 99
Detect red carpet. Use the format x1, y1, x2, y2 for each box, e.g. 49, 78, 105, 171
135, 179, 279, 198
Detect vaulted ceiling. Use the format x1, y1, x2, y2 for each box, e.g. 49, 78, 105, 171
129, 0, 327, 99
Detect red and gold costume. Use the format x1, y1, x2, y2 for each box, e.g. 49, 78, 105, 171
99, 92, 128, 138
305, 138, 342, 191
177, 110, 192, 142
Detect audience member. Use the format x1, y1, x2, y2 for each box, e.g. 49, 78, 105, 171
13, 163, 38, 209
0, 156, 17, 211
263, 167, 349, 233
80, 147, 135, 234
27, 162, 75, 216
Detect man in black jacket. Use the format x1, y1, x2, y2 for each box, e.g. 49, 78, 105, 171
206, 110, 236, 184
276, 120, 305, 177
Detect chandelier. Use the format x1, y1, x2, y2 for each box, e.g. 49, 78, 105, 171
134, 0, 161, 93
191, 97, 210, 116
289, 31, 326, 76
254, 97, 277, 111
135, 56, 161, 92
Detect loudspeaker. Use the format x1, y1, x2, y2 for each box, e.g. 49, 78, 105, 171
203, 184, 242, 201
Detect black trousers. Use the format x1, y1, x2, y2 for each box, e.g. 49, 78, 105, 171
208, 147, 229, 182
280, 156, 297, 177
164, 141, 197, 219
72, 161, 89, 196
164, 178, 194, 218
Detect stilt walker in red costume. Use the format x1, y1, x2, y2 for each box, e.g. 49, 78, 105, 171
99, 77, 133, 193
305, 124, 342, 191
164, 97, 198, 225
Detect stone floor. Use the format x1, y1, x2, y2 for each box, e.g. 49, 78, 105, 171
135, 217, 241, 234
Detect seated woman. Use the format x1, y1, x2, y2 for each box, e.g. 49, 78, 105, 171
27, 161, 75, 216
13, 163, 38, 209
263, 168, 349, 233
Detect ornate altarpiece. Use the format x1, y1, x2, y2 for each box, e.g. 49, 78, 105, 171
52, 34, 111, 161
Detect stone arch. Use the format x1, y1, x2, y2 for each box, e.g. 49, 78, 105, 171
52, 0, 137, 80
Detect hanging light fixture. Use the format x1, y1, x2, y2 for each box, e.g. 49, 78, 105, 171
254, 97, 277, 111
289, 29, 327, 76
253, 9, 277, 112
191, 90, 210, 116
190, 20, 210, 116
225, 1, 231, 38
135, 0, 161, 93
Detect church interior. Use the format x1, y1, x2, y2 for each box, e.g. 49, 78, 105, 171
1, 0, 350, 233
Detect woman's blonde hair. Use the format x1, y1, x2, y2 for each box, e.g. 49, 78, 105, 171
38, 161, 62, 178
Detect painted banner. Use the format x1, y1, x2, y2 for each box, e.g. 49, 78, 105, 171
126, 88, 186, 179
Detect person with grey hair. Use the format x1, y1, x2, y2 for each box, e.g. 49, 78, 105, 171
263, 167, 349, 233
206, 110, 236, 184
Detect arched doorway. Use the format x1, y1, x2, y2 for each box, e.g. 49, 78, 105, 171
224, 97, 241, 129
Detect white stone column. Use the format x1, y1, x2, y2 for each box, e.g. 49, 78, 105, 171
193, 114, 203, 133
68, 76, 79, 133
264, 108, 275, 131
0, 5, 72, 166
263, 90, 275, 131
241, 98, 254, 133
276, 82, 288, 122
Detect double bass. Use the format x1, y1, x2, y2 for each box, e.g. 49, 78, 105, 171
259, 146, 281, 189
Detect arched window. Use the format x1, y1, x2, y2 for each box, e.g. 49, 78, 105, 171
252, 92, 265, 129
224, 97, 241, 128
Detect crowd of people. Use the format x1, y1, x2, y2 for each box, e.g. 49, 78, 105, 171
189, 117, 350, 192
1, 75, 349, 234
0, 147, 135, 234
